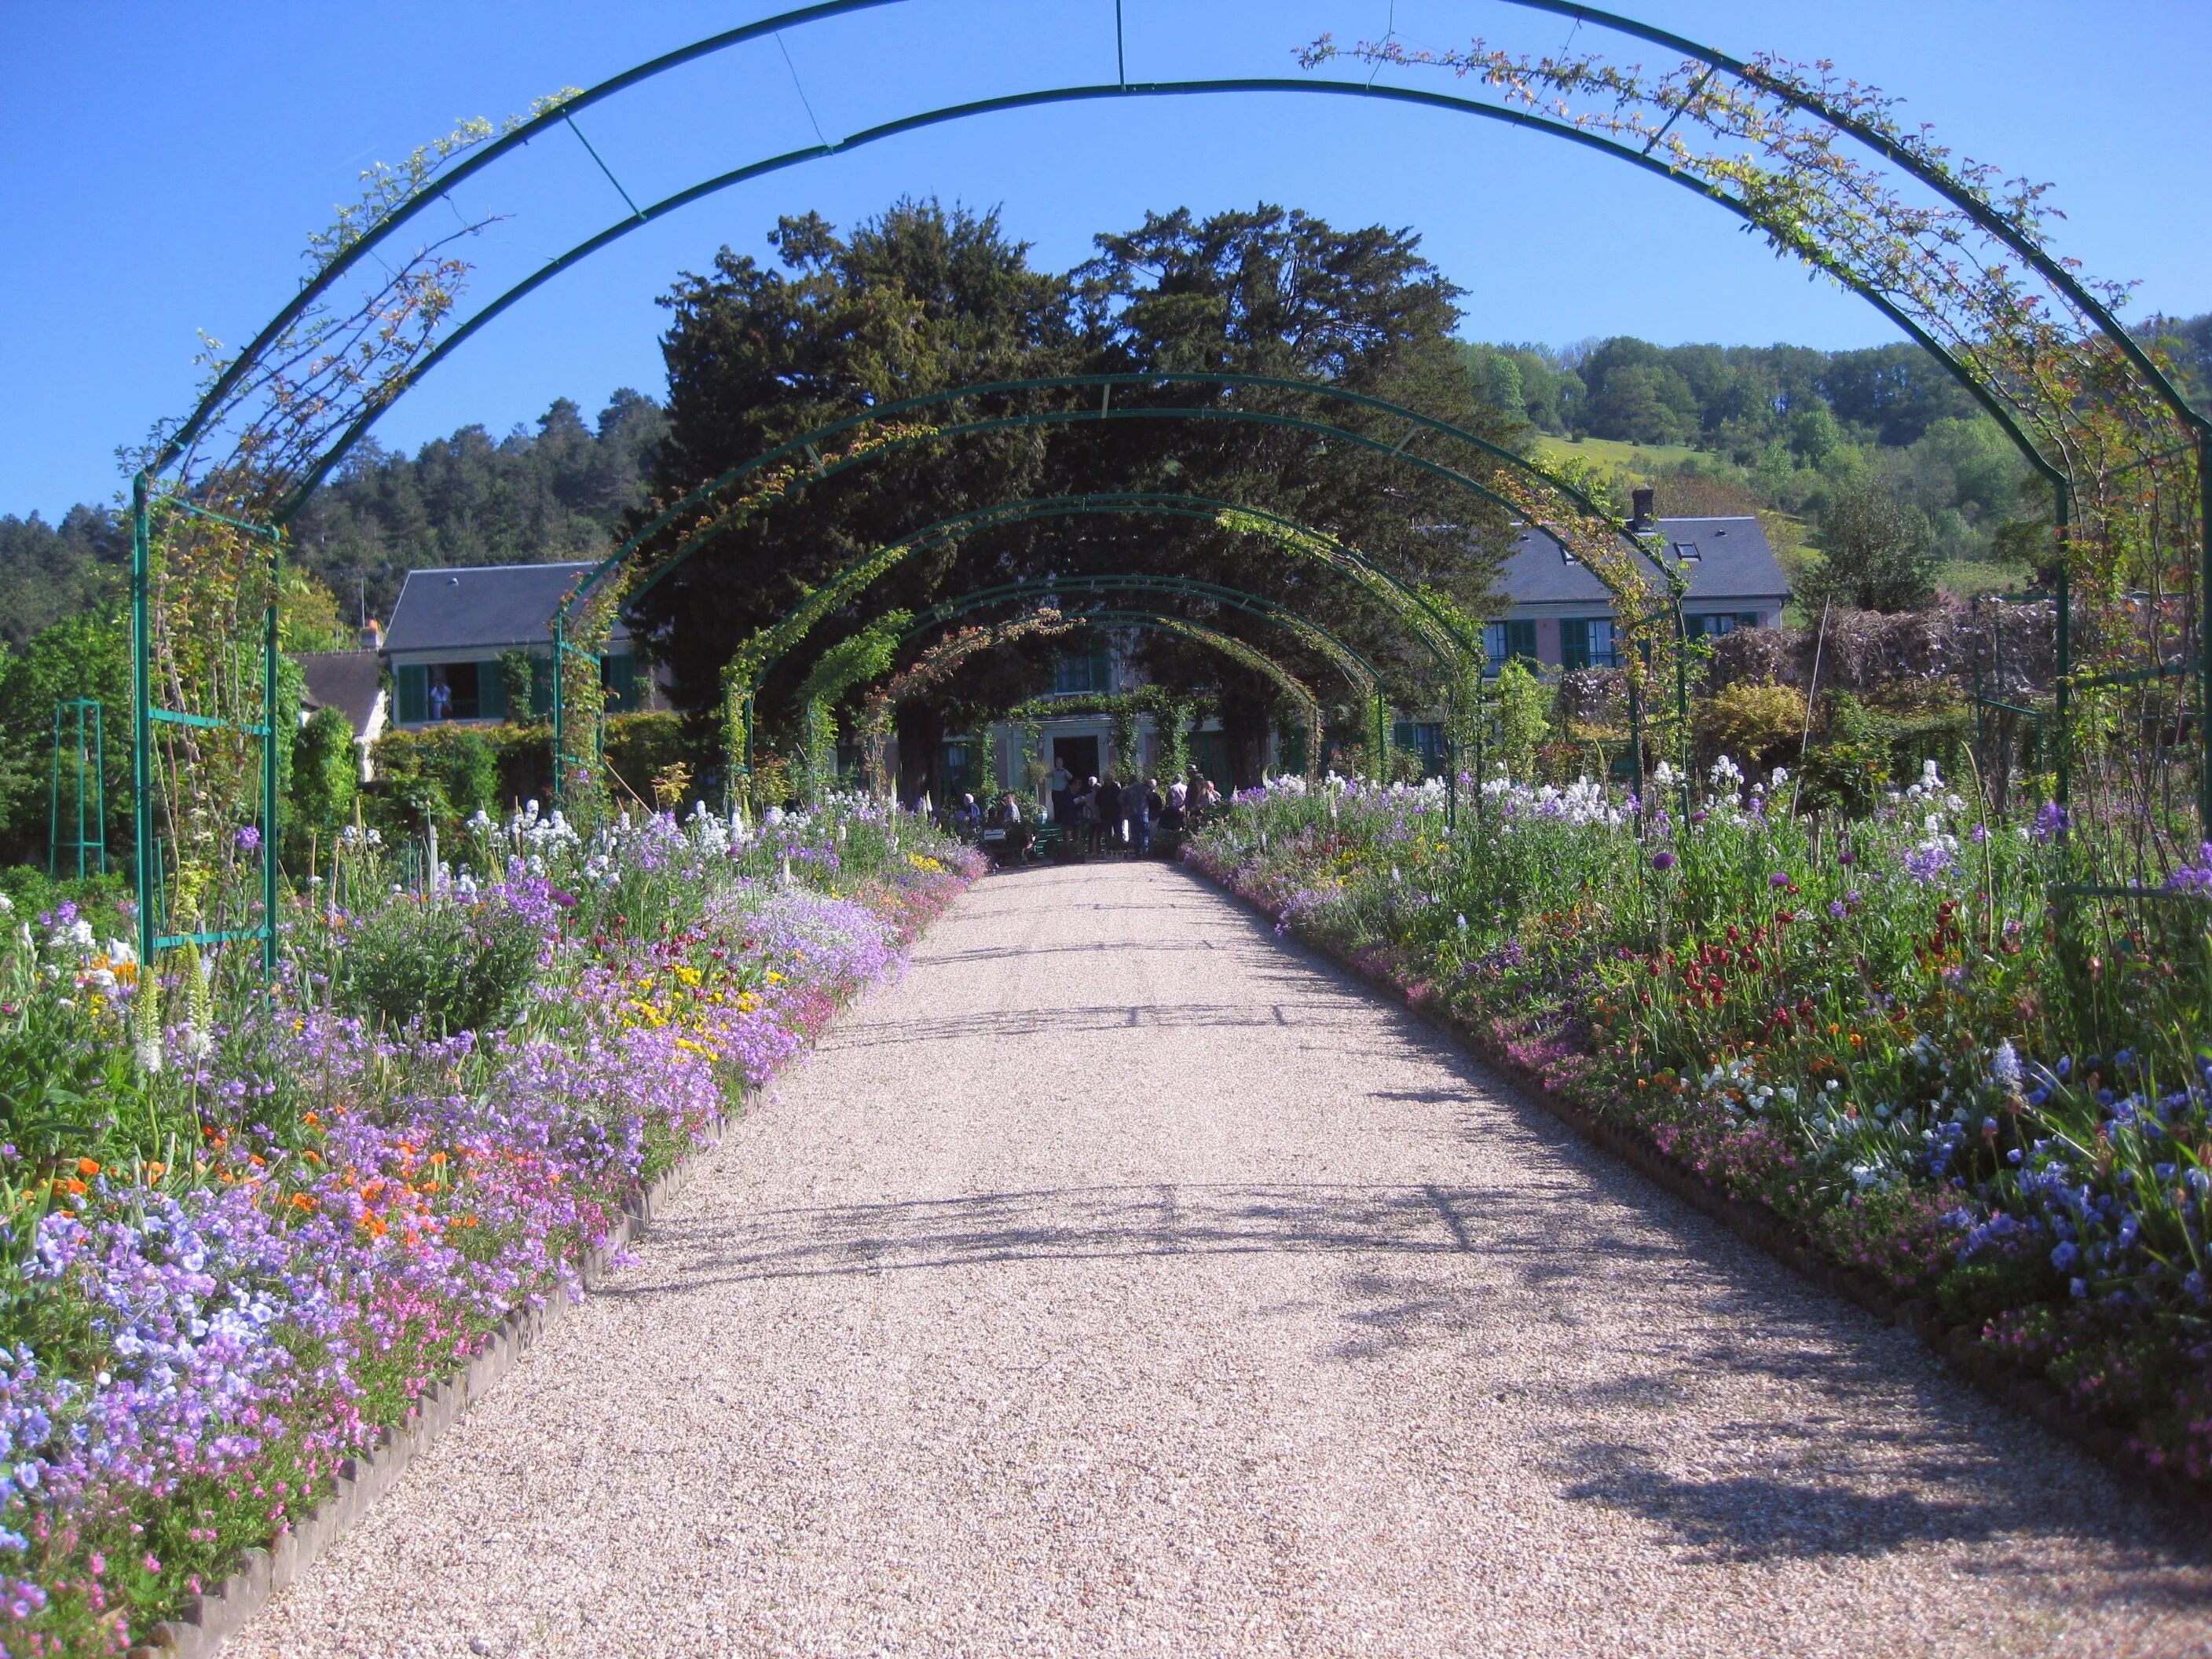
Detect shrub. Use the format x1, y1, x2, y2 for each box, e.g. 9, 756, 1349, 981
1697, 679, 1805, 769
1491, 658, 1552, 778
331, 884, 548, 1035
290, 705, 359, 844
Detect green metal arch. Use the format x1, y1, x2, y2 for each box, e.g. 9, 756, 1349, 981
695, 490, 1469, 720
154, 2, 2198, 504
584, 371, 1665, 648
679, 491, 1472, 819
868, 606, 1331, 794
895, 573, 1384, 698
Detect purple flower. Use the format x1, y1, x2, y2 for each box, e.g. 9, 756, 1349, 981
1836, 849, 1855, 866
2030, 802, 2070, 844
1969, 822, 1990, 844
1827, 899, 1847, 919
235, 825, 262, 852
1903, 842, 1955, 884
1768, 871, 1792, 888
2163, 843, 2212, 895
1650, 850, 1678, 872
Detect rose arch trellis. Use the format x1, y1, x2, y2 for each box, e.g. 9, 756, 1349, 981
853, 604, 1335, 803
542, 377, 1685, 811
687, 493, 1489, 816
129, 0, 2207, 971
829, 573, 1393, 803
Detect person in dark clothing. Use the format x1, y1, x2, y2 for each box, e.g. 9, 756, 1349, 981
1075, 776, 1101, 855
1122, 776, 1152, 855
1048, 756, 1072, 829
1097, 773, 1120, 850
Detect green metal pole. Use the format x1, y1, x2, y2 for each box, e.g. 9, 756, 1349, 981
2199, 427, 2211, 835
75, 704, 88, 880
262, 536, 282, 981
130, 473, 155, 971
551, 612, 566, 808
91, 701, 104, 877
48, 704, 59, 879
1674, 594, 1693, 823
2054, 481, 2071, 814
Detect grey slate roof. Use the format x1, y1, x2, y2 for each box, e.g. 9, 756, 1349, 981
297, 650, 383, 736
383, 562, 629, 656
1498, 515, 1790, 610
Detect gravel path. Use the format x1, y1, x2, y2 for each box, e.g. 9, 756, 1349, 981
233, 859, 2212, 1659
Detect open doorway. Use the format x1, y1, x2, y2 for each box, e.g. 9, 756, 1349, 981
1053, 734, 1100, 781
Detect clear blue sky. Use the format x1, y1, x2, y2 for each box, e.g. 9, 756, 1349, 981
2, 0, 2204, 521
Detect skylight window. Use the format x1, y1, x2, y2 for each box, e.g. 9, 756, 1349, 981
1673, 541, 1702, 562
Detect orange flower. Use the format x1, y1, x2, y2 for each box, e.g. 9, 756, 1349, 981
145, 1161, 167, 1177
76, 1158, 101, 1177
302, 1112, 320, 1127
64, 1179, 88, 1197
289, 1193, 315, 1211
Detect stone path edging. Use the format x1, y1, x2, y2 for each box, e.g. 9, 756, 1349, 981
126, 1110, 731, 1659
1185, 856, 2212, 1517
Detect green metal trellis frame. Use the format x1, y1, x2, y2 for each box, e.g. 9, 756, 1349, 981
126, 0, 2210, 925
49, 699, 106, 880
900, 572, 1384, 697
691, 493, 1478, 811
897, 574, 1395, 775
874, 603, 1333, 793
130, 471, 283, 978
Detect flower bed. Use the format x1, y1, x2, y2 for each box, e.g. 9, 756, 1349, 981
0, 797, 979, 1656
1188, 767, 2212, 1492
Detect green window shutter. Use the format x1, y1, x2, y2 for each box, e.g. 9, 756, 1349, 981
1504, 620, 1537, 662
1562, 618, 1591, 672
396, 664, 427, 724
530, 654, 554, 716
605, 653, 639, 712
478, 660, 506, 721
1089, 646, 1110, 694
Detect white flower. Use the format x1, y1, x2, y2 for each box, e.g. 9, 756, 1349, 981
1991, 1040, 2023, 1093
0, 893, 12, 915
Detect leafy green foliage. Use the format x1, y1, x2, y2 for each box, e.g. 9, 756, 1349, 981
1804, 485, 1939, 612
289, 705, 360, 844
1490, 659, 1553, 779
331, 891, 544, 1035
0, 608, 133, 867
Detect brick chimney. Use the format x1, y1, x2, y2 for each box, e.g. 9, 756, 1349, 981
1630, 486, 1656, 531
360, 618, 384, 651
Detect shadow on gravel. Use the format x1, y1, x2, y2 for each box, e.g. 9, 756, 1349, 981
611, 1180, 1595, 1291
817, 1002, 1387, 1049
1562, 1441, 2007, 1558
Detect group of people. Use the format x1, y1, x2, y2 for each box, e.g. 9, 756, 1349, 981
950, 763, 1223, 862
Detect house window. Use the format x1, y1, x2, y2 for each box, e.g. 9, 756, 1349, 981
1687, 613, 1763, 639
1392, 720, 1447, 777
396, 661, 498, 723
1484, 620, 1538, 673
1561, 618, 1617, 672
1673, 541, 1701, 562
939, 741, 972, 796
1051, 649, 1109, 696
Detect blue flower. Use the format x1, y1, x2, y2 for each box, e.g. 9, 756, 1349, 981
2050, 1241, 2078, 1271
